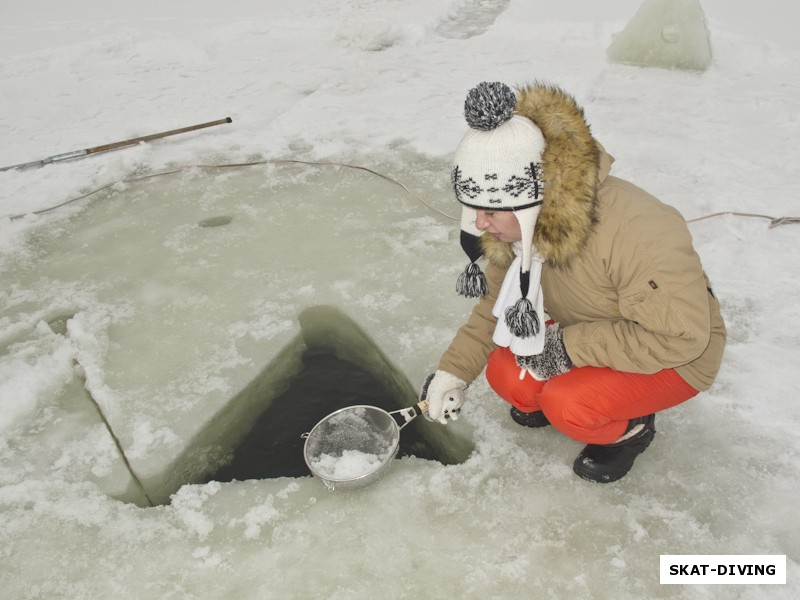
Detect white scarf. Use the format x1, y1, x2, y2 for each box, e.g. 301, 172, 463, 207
491, 247, 546, 357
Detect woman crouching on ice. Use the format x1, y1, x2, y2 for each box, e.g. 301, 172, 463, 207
420, 81, 726, 483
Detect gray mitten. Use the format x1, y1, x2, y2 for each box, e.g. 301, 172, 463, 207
516, 323, 573, 380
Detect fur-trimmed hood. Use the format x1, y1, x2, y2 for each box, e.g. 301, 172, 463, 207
480, 82, 604, 269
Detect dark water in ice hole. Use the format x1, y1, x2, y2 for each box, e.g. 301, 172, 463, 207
207, 349, 438, 482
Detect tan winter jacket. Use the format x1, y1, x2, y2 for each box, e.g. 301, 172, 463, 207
439, 83, 726, 392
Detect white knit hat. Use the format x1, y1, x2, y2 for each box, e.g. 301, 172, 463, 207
452, 81, 547, 342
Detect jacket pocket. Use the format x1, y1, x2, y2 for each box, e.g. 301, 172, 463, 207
619, 284, 694, 339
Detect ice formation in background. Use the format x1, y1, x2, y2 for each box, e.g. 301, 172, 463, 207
607, 0, 712, 71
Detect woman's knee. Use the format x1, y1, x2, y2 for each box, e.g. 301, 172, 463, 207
538, 371, 624, 443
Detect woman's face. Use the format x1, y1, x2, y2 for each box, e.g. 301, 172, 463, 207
475, 209, 522, 242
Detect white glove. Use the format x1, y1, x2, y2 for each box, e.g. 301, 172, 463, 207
419, 370, 467, 424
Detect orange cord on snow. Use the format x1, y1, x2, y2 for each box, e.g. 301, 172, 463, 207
686, 212, 800, 228
7, 159, 453, 221
6, 159, 799, 228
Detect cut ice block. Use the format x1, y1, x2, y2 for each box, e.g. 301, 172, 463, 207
607, 0, 712, 72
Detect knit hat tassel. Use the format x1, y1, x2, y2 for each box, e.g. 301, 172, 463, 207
504, 297, 540, 338
456, 262, 487, 298
504, 269, 540, 338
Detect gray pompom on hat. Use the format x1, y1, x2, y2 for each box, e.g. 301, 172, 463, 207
464, 82, 516, 131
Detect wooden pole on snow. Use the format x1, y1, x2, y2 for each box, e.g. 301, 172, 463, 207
0, 117, 233, 172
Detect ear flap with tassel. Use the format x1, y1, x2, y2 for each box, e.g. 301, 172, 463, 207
456, 228, 487, 298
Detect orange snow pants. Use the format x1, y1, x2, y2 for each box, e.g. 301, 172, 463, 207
486, 346, 699, 445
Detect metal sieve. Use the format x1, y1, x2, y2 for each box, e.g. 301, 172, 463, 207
302, 401, 427, 491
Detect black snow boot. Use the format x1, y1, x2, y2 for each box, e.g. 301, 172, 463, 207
572, 414, 656, 483
510, 407, 551, 428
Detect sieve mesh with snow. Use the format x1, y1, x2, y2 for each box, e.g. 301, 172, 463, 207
305, 407, 397, 482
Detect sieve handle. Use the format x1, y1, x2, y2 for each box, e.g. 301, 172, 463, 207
391, 400, 428, 429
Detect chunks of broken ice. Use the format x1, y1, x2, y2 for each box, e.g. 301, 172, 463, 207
309, 448, 391, 480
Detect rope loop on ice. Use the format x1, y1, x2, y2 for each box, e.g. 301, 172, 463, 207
5, 161, 799, 230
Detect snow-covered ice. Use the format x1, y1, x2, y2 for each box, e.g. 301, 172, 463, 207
1, 1, 799, 598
